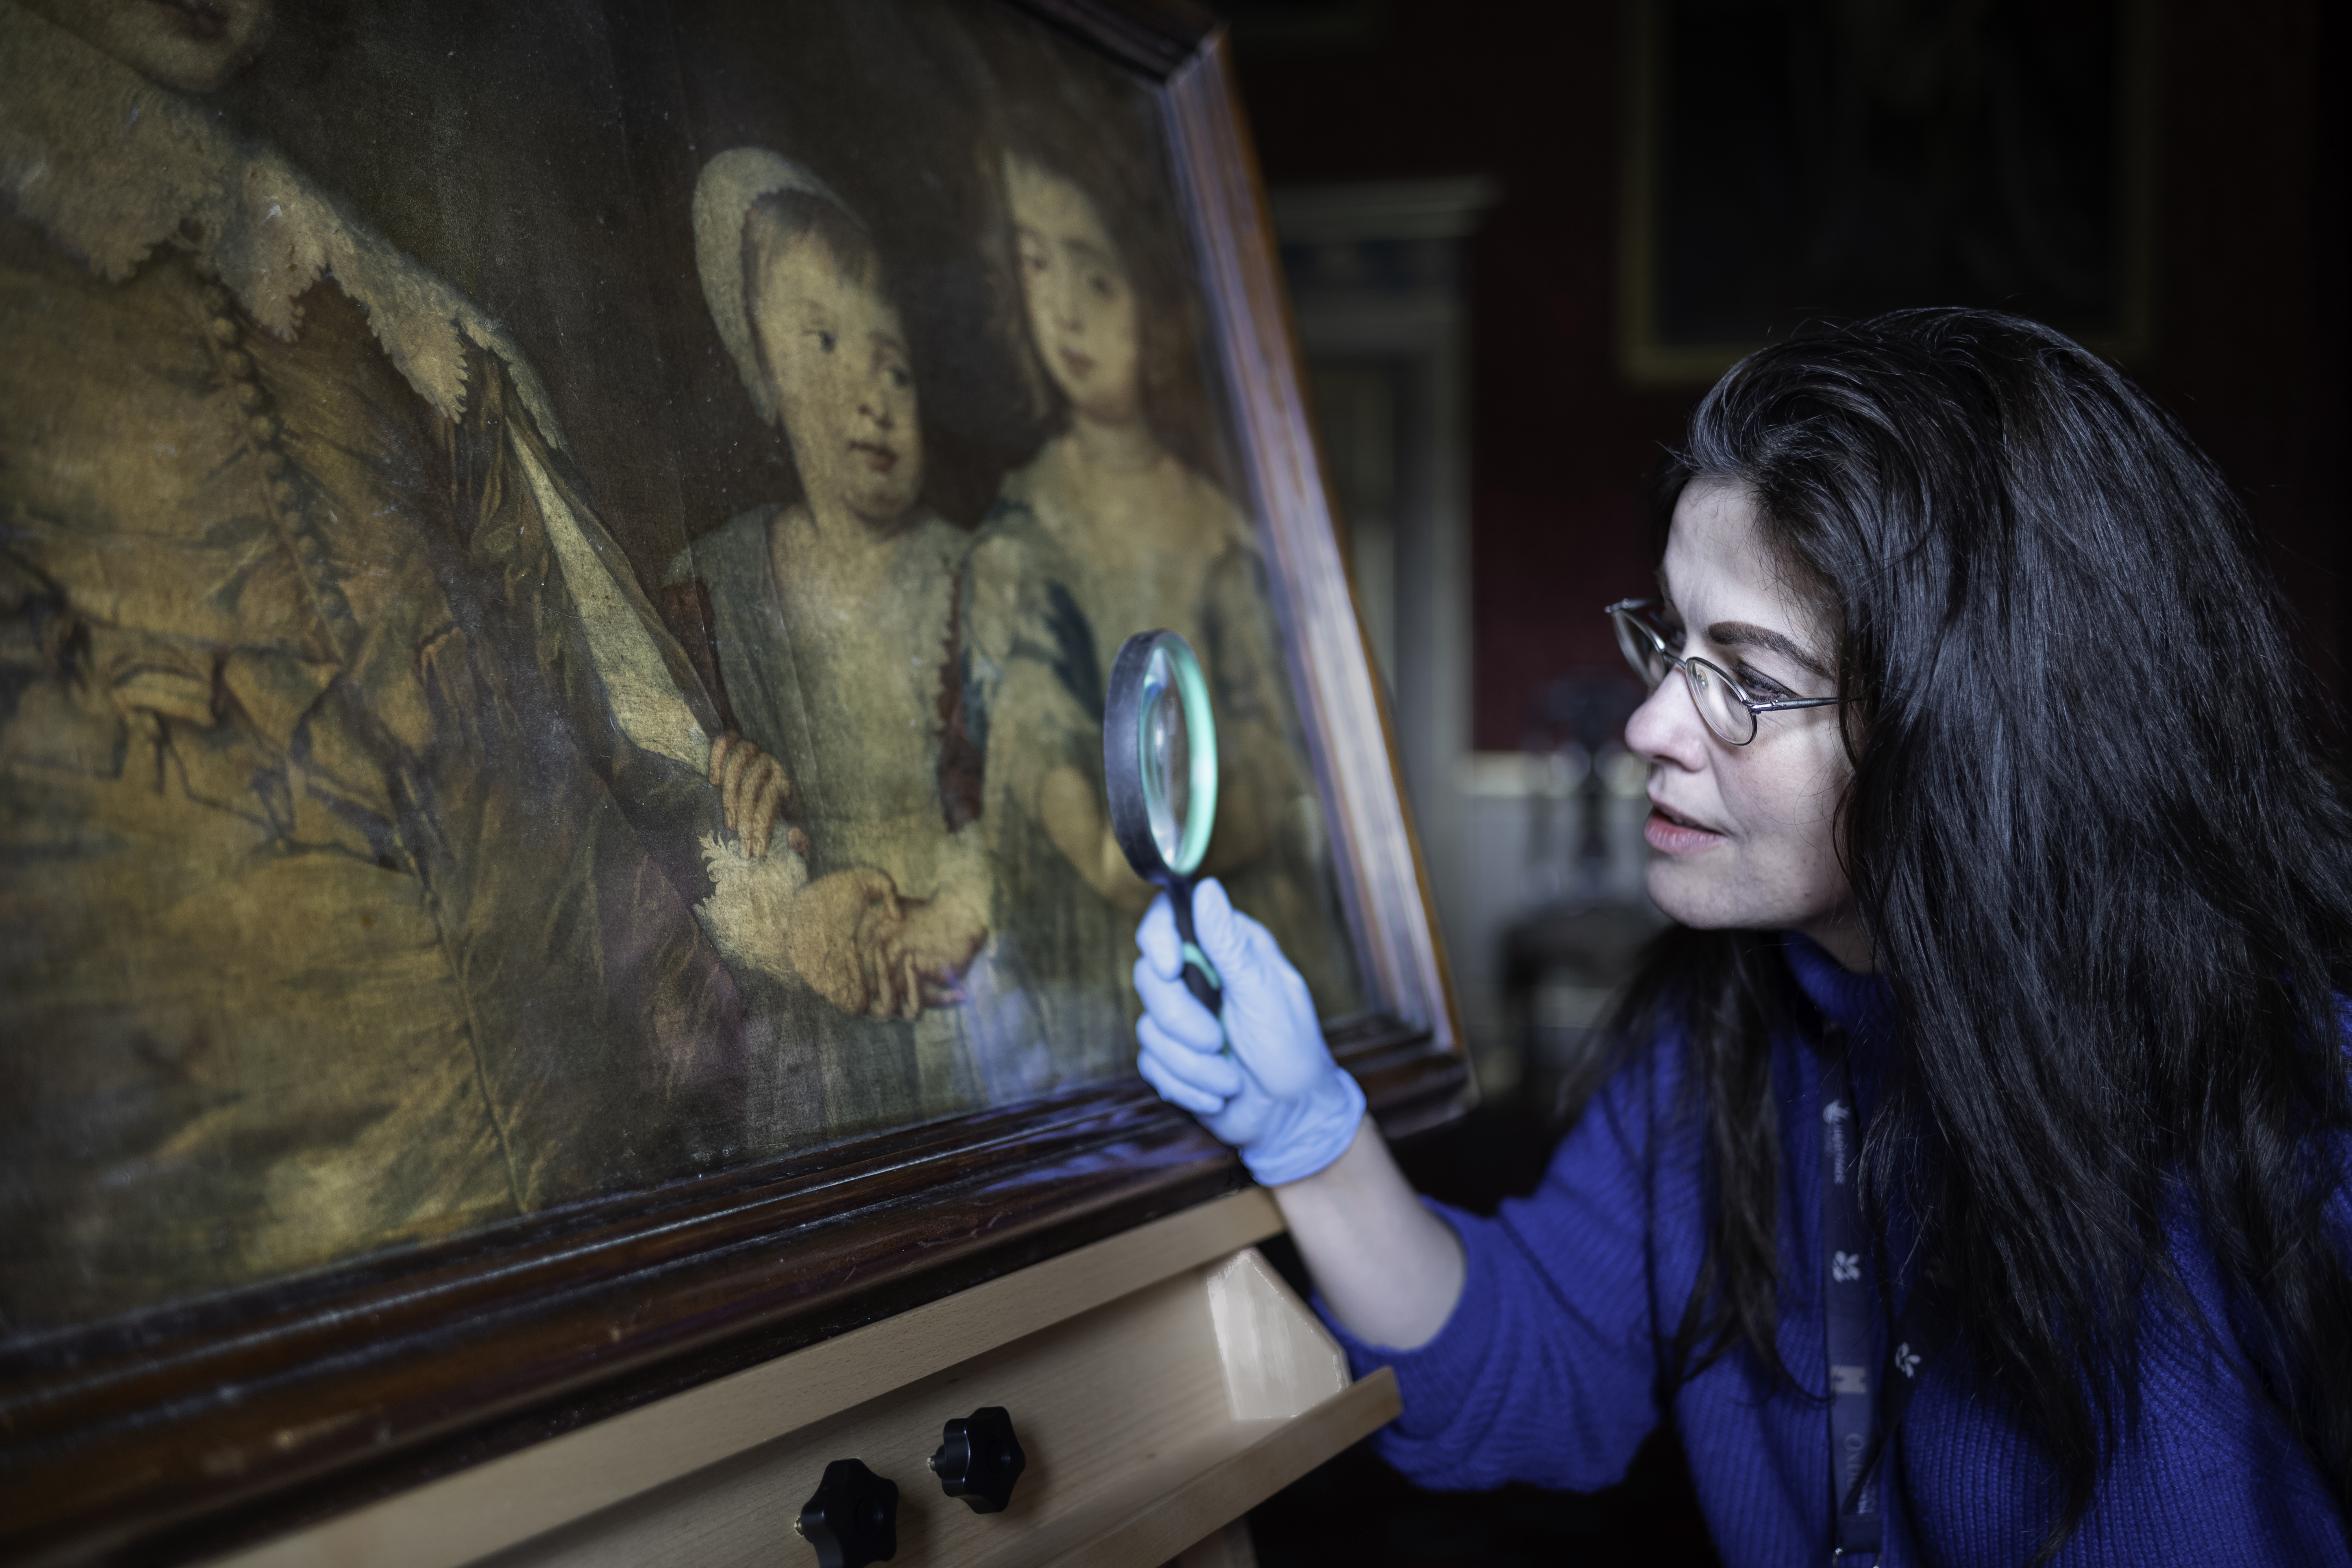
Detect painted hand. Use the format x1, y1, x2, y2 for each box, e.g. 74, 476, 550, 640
709, 731, 806, 860
784, 868, 904, 1018
1133, 878, 1365, 1186
879, 894, 988, 1013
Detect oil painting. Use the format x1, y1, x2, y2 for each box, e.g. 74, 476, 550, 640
0, 0, 1366, 1338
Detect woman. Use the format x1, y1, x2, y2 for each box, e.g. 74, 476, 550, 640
1135, 310, 2352, 1563
964, 131, 1360, 1072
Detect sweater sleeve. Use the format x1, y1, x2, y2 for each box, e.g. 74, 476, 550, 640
1317, 1036, 1687, 1493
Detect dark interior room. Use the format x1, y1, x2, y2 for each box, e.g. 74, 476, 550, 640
1229, 2, 2350, 1562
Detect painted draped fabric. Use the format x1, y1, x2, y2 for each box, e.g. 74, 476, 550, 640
669, 508, 1064, 1134
0, 8, 750, 1329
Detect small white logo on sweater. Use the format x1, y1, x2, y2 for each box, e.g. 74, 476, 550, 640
1832, 1250, 1862, 1283
1895, 1342, 1922, 1379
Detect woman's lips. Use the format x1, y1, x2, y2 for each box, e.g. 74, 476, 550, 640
849, 442, 897, 473
1058, 349, 1095, 381
1644, 802, 1726, 855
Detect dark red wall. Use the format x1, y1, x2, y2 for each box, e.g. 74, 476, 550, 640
1233, 0, 2349, 749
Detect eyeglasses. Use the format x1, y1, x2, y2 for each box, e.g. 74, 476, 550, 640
1605, 598, 1847, 746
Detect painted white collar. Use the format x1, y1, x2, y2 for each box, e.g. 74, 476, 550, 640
0, 0, 566, 447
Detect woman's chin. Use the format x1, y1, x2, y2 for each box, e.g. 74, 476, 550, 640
1643, 860, 1744, 932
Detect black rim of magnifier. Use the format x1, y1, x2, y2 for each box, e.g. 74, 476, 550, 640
1104, 631, 1219, 886
1105, 631, 1226, 1019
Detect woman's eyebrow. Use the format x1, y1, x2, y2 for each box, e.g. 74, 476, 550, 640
1707, 620, 1831, 681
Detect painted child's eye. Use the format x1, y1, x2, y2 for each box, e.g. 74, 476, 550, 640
887, 365, 911, 390
813, 330, 837, 353
1086, 271, 1115, 300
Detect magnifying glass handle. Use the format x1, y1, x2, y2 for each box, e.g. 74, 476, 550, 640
1167, 879, 1225, 1019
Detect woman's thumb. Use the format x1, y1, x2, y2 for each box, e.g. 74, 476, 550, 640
1192, 878, 1251, 979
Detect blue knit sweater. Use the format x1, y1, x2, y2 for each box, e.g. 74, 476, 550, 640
1321, 934, 2352, 1565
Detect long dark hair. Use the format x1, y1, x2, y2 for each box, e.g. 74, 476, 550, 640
1626, 309, 2352, 1555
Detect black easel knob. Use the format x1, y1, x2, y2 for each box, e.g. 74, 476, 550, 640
929, 1405, 1026, 1513
795, 1459, 897, 1567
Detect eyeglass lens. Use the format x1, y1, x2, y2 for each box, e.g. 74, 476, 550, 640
1611, 608, 1669, 688
1610, 607, 1757, 746
1682, 657, 1757, 745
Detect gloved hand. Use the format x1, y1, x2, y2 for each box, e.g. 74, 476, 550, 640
1133, 878, 1366, 1186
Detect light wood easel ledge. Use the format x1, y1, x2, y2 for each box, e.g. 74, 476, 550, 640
216, 1187, 1398, 1568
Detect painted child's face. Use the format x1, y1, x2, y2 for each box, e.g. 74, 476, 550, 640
1006, 155, 1141, 426
751, 236, 922, 526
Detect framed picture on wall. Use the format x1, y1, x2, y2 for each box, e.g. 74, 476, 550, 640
0, 0, 1464, 1557
1617, 0, 2162, 385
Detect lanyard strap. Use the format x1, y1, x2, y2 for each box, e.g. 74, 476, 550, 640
1821, 1047, 1950, 1564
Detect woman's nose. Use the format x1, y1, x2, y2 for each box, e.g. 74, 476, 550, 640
1623, 670, 1707, 771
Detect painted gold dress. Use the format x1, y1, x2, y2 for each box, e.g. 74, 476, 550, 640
0, 4, 755, 1330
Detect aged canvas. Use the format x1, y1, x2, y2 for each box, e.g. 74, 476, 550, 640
0, 0, 1363, 1334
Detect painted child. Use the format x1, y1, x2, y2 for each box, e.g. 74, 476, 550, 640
671, 151, 1000, 1138
965, 138, 1363, 1070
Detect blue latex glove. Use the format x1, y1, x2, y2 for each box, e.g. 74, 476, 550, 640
1133, 877, 1366, 1186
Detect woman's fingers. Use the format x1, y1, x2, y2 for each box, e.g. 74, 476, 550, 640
1138, 1048, 1228, 1116
1135, 893, 1181, 980
1132, 954, 1222, 1052
1138, 1015, 1244, 1098
1190, 877, 1260, 984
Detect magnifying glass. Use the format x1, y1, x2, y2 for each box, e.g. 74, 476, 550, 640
1104, 630, 1223, 1016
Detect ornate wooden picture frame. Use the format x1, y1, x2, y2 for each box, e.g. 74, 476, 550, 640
0, 1, 1465, 1560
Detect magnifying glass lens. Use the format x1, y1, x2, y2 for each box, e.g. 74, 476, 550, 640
1109, 629, 1218, 882
1144, 652, 1192, 864
1107, 629, 1224, 1015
